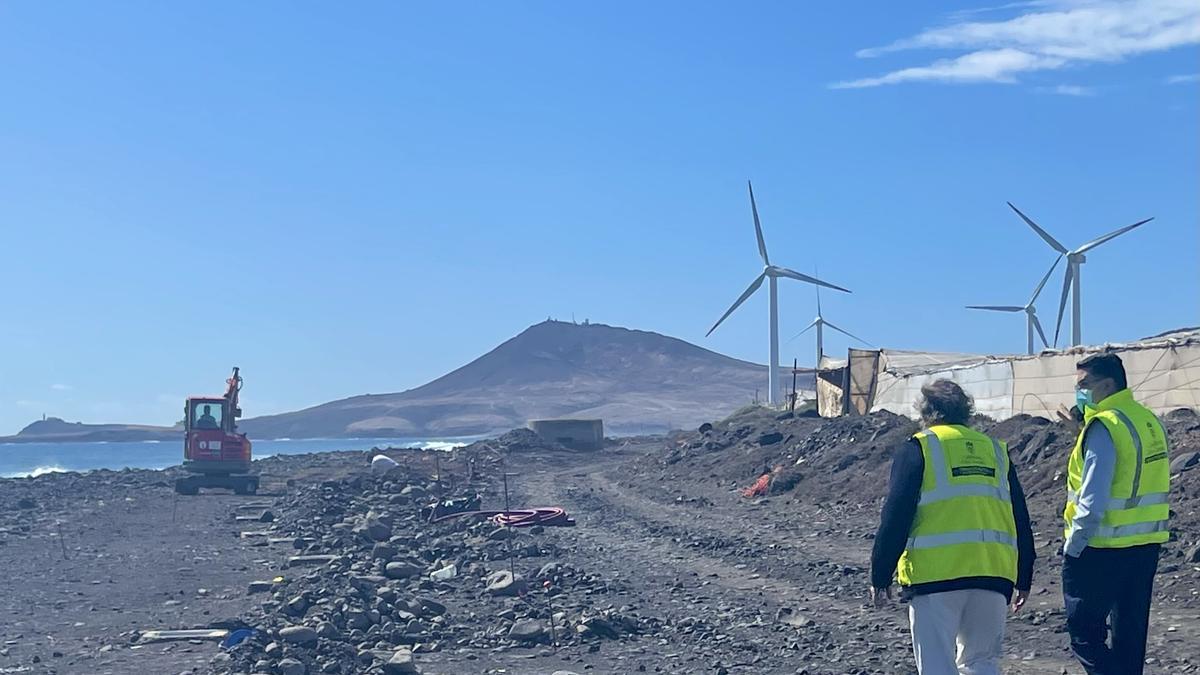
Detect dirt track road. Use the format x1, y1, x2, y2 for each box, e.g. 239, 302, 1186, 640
502, 450, 1087, 675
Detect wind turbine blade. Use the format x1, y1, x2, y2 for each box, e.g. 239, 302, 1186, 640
1075, 217, 1154, 254
705, 272, 766, 337
1032, 314, 1050, 349
823, 320, 870, 345
1029, 256, 1062, 305
965, 305, 1024, 312
772, 266, 851, 293
1008, 202, 1069, 254
1052, 264, 1073, 347
748, 181, 769, 266
786, 319, 818, 343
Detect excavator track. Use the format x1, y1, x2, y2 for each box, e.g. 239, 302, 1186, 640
175, 473, 259, 495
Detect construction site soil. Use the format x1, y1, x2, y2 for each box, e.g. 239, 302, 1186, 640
1, 408, 1198, 675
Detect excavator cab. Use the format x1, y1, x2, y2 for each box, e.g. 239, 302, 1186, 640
189, 400, 226, 431
176, 368, 258, 495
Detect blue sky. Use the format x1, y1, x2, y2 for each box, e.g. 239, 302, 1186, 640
0, 1, 1196, 434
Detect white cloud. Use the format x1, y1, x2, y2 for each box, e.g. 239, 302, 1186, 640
1166, 72, 1200, 83
831, 49, 1065, 88
833, 0, 1200, 88
946, 2, 1056, 22
1041, 84, 1098, 95
50, 383, 73, 391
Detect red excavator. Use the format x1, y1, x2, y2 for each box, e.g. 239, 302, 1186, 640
174, 367, 259, 495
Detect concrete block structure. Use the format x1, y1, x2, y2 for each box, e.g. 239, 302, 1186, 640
528, 418, 604, 450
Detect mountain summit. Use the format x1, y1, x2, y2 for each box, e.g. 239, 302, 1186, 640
242, 320, 779, 438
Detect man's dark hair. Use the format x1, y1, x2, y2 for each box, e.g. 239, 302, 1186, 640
917, 379, 974, 426
1077, 352, 1128, 390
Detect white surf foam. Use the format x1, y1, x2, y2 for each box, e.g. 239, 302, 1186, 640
414, 440, 466, 452
5, 465, 69, 479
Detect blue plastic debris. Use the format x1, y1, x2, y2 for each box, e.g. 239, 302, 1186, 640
221, 628, 257, 649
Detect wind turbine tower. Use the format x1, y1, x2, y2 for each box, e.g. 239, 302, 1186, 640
706, 182, 851, 405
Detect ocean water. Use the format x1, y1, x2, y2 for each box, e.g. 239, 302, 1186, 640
0, 437, 473, 478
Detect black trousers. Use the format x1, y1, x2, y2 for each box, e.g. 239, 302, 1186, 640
1062, 544, 1161, 675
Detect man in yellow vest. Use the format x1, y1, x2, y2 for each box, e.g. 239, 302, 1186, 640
1063, 353, 1170, 675
871, 379, 1035, 674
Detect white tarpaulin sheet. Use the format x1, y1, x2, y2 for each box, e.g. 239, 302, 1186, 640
1013, 339, 1200, 418
878, 350, 991, 372
861, 328, 1200, 421
872, 360, 1015, 420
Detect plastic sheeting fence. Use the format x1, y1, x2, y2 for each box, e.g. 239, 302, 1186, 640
821, 328, 1200, 420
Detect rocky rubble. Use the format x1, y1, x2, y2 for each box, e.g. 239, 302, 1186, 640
211, 453, 659, 675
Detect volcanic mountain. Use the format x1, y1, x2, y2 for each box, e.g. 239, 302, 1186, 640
241, 320, 790, 438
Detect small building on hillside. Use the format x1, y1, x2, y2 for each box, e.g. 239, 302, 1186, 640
528, 418, 604, 450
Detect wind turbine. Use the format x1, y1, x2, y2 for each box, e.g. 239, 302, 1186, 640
706, 182, 851, 405
966, 257, 1061, 355
1007, 202, 1154, 347
788, 272, 869, 367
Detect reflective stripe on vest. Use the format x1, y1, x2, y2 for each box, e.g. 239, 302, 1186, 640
1097, 520, 1169, 539
1067, 489, 1169, 511
917, 431, 1011, 506
1112, 409, 1144, 496
906, 529, 1018, 550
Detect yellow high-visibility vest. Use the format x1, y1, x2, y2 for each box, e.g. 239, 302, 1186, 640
897, 425, 1018, 586
1064, 389, 1170, 548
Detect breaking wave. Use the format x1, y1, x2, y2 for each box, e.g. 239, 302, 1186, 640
6, 465, 69, 479
415, 440, 466, 452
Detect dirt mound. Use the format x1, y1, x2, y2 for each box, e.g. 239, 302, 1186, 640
639, 405, 1200, 544
651, 408, 918, 503
459, 427, 573, 454
977, 414, 1074, 499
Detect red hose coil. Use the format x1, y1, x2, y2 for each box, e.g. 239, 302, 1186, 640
432, 507, 575, 527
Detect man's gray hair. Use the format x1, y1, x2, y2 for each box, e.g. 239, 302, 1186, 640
917, 379, 974, 426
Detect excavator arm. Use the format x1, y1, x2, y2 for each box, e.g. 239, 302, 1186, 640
225, 367, 243, 422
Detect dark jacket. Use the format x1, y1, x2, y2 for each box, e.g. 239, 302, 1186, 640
870, 436, 1036, 601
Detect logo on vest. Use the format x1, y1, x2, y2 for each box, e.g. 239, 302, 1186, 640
1143, 421, 1167, 456
952, 439, 995, 478
1146, 421, 1160, 439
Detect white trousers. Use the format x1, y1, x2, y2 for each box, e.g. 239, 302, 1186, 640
908, 589, 1007, 675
